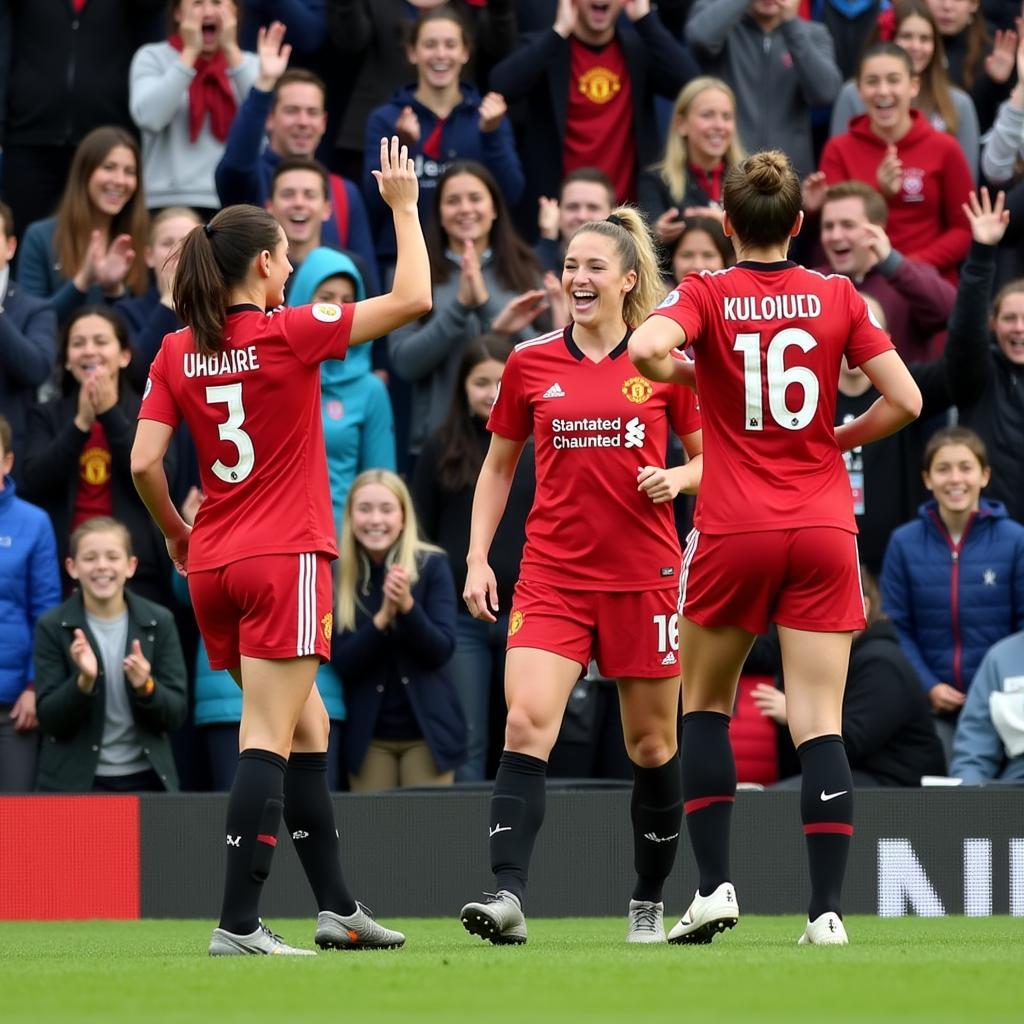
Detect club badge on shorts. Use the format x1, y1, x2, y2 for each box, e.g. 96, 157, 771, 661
508, 610, 524, 636
321, 612, 333, 642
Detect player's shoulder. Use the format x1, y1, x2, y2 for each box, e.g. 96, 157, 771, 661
512, 326, 566, 359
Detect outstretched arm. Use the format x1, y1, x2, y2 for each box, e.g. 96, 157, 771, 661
628, 318, 694, 386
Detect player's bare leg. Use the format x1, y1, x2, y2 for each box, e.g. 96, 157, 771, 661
617, 675, 683, 943
778, 626, 855, 945
461, 648, 580, 945
668, 620, 754, 945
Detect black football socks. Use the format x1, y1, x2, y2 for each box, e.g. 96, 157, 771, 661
798, 734, 854, 921
219, 748, 286, 935
630, 753, 683, 903
283, 751, 357, 916
680, 711, 737, 897
489, 750, 548, 906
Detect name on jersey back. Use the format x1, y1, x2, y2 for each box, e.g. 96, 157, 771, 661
722, 294, 822, 321
183, 345, 261, 378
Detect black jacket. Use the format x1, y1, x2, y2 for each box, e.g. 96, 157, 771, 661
19, 386, 174, 604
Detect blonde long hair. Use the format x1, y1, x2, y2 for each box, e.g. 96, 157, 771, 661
653, 77, 745, 204
336, 470, 443, 632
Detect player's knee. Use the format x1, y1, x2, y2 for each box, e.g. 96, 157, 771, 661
504, 704, 549, 752
627, 730, 677, 769
294, 703, 330, 750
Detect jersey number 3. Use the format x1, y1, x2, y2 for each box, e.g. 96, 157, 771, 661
734, 328, 820, 431
206, 383, 255, 484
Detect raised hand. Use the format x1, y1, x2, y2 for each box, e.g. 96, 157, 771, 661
371, 135, 419, 212
553, 0, 576, 38
74, 377, 97, 433
70, 628, 99, 691
395, 105, 421, 147
962, 187, 1010, 246
623, 0, 651, 22
122, 639, 152, 692
383, 565, 414, 614
478, 92, 508, 133
985, 28, 1019, 84
800, 171, 828, 213
654, 207, 685, 245
255, 21, 291, 90
861, 221, 893, 265
751, 683, 788, 725
543, 269, 570, 327
456, 238, 489, 307
876, 145, 903, 198
87, 366, 119, 416
491, 289, 549, 335
537, 196, 560, 241
178, 3, 204, 58
94, 234, 136, 295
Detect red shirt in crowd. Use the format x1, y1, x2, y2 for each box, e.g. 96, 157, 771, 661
71, 421, 113, 532
487, 325, 701, 591
818, 111, 973, 282
563, 37, 635, 202
652, 262, 893, 535
139, 303, 353, 572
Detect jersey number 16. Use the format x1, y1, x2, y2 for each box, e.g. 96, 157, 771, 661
733, 328, 820, 431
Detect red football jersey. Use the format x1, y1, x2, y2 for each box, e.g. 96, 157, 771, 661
653, 262, 893, 535
139, 302, 353, 572
487, 325, 701, 591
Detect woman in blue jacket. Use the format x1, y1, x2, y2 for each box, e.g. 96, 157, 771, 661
362, 6, 524, 265
331, 469, 465, 790
882, 425, 1024, 756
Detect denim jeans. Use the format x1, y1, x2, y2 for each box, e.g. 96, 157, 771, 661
450, 613, 508, 782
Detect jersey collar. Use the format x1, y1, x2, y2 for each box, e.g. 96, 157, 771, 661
734, 260, 797, 272
563, 323, 632, 362
225, 303, 265, 315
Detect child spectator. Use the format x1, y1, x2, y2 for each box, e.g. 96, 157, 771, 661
130, 0, 259, 217
331, 470, 465, 791
33, 516, 187, 792
0, 416, 61, 792
17, 127, 150, 325
412, 334, 534, 782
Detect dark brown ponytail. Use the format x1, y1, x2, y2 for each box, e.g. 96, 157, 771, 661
172, 205, 281, 356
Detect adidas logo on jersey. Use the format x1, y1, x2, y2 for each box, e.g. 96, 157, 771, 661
543, 382, 566, 399
661, 650, 677, 666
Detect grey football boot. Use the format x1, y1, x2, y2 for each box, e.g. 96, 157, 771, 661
209, 920, 316, 956
315, 903, 405, 950
460, 890, 528, 945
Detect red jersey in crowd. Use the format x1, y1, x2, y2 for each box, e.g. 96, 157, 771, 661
139, 302, 353, 572
487, 325, 701, 591
819, 111, 972, 282
653, 262, 893, 535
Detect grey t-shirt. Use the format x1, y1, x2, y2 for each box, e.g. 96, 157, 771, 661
87, 612, 149, 777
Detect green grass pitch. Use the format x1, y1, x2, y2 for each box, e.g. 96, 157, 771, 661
0, 917, 1019, 1023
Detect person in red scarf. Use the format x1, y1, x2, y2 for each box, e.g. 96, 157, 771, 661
129, 0, 259, 217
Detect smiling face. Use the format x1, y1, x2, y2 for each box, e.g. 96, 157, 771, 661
86, 145, 138, 218
923, 443, 990, 515
409, 17, 469, 90
925, 0, 977, 36
65, 314, 131, 386
858, 54, 919, 136
559, 181, 613, 241
894, 13, 936, 75
267, 168, 330, 248
465, 357, 504, 420
175, 0, 230, 54
575, 0, 624, 43
350, 482, 405, 562
562, 230, 635, 329
146, 213, 200, 293
66, 529, 137, 607
672, 228, 726, 279
677, 86, 735, 167
439, 172, 496, 251
820, 196, 874, 278
992, 291, 1024, 365
267, 83, 327, 157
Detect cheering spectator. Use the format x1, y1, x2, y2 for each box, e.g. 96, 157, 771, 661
818, 181, 956, 361
130, 0, 259, 216
412, 334, 534, 782
667, 215, 734, 284
0, 201, 58, 469
753, 568, 947, 786
214, 22, 378, 291
0, 0, 164, 234
535, 167, 615, 276
814, 42, 973, 282
686, 0, 842, 179
0, 416, 61, 792
331, 470, 465, 791
389, 161, 548, 457
362, 5, 524, 266
950, 627, 1024, 782
980, 32, 1024, 185
881, 425, 1024, 758
830, 1, 980, 178
639, 77, 744, 267
326, 0, 518, 181
17, 127, 150, 325
33, 516, 187, 792
490, 0, 699, 218
20, 307, 173, 605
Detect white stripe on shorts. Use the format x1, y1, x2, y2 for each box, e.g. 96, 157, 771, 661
296, 553, 317, 656
677, 528, 701, 616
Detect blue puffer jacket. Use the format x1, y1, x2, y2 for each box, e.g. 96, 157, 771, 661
881, 499, 1024, 693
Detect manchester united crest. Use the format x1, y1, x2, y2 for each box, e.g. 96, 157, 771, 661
321, 612, 333, 642
577, 67, 621, 104
622, 376, 653, 404
508, 610, 524, 636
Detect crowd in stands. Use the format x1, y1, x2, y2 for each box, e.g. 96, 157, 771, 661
1, 0, 1023, 794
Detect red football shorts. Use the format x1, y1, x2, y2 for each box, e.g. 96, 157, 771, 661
679, 527, 865, 634
506, 578, 681, 679
189, 553, 334, 670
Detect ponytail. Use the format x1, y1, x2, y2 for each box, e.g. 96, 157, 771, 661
570, 205, 662, 327
172, 205, 281, 356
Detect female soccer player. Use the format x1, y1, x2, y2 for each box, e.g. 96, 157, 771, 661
130, 137, 431, 956
629, 150, 923, 946
460, 207, 703, 945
